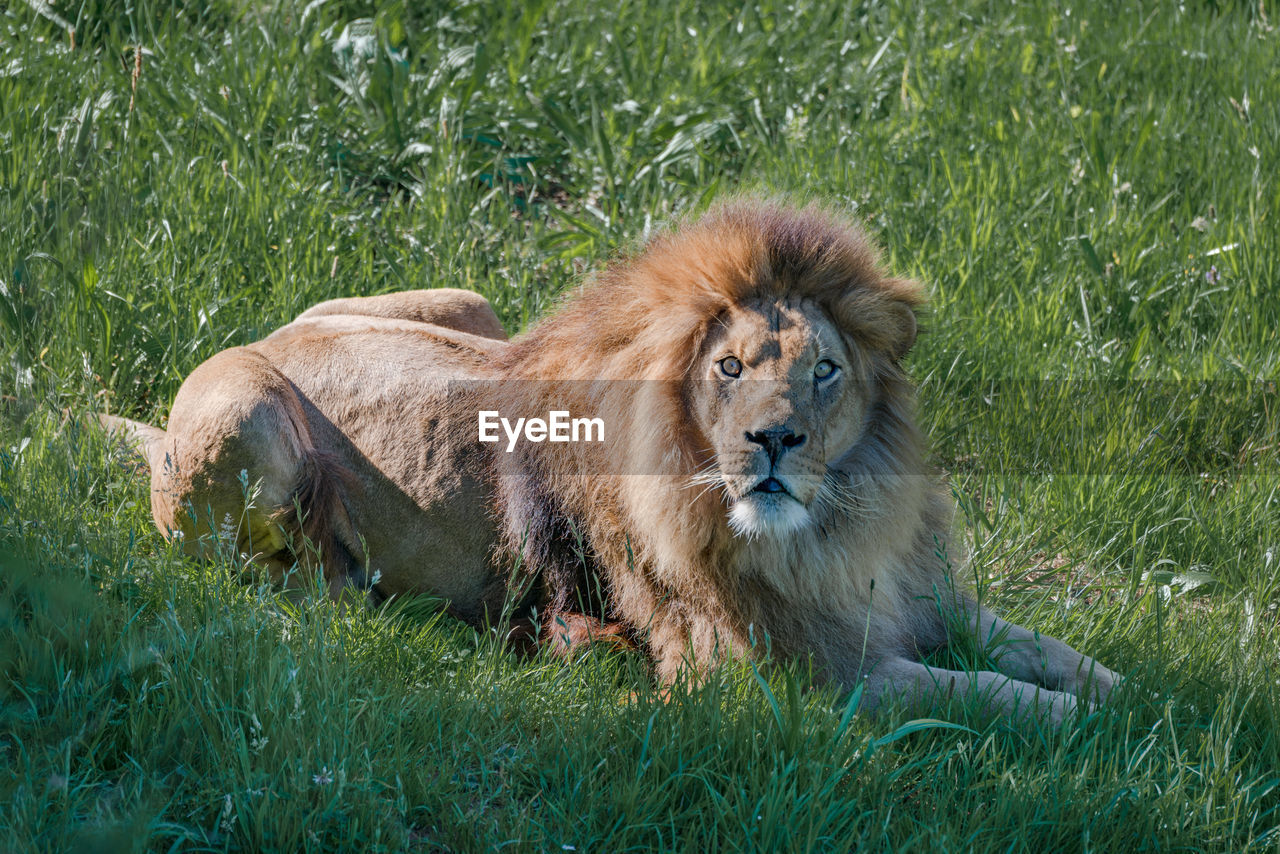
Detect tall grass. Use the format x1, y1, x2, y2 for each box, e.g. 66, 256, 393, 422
2, 0, 1279, 849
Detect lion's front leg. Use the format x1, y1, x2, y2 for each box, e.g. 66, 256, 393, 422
963, 604, 1119, 705
504, 611, 634, 658
609, 583, 751, 687
863, 657, 1085, 726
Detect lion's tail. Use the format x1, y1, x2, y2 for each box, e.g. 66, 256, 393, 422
97, 413, 167, 472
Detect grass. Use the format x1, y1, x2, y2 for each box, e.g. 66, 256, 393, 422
2, 0, 1279, 849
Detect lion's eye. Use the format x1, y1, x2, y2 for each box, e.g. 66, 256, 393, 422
814, 359, 838, 380
719, 356, 742, 378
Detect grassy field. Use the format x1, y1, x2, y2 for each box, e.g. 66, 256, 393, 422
2, 0, 1279, 849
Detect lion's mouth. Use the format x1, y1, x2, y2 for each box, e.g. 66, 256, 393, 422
752, 476, 788, 495
728, 476, 811, 538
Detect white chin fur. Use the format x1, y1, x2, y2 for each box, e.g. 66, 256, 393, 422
728, 495, 812, 539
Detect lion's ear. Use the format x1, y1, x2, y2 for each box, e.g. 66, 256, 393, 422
835, 278, 924, 361
880, 298, 919, 361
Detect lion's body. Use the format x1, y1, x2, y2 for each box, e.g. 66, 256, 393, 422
108, 205, 1119, 724
117, 290, 510, 619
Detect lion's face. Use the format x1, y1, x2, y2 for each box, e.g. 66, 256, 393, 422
688, 297, 872, 538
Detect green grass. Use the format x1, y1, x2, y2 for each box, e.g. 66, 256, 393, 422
2, 0, 1279, 849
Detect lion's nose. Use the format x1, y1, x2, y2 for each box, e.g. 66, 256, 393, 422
745, 428, 807, 460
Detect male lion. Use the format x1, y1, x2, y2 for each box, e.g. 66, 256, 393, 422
107, 200, 1118, 724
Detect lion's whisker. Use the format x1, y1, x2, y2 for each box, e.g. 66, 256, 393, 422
688, 480, 727, 506
815, 474, 883, 520
685, 470, 724, 487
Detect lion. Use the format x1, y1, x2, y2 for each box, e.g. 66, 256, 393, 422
105, 200, 1118, 724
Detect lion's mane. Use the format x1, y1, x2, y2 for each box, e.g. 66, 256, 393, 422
481, 200, 947, 681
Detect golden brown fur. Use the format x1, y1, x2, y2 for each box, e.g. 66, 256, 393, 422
481, 201, 1118, 722
105, 203, 1118, 724
102, 288, 512, 614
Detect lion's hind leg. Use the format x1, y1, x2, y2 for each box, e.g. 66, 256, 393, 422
152, 347, 364, 597
294, 289, 507, 340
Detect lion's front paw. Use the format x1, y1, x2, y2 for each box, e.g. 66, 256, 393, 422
1041, 690, 1084, 728
1068, 660, 1121, 705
